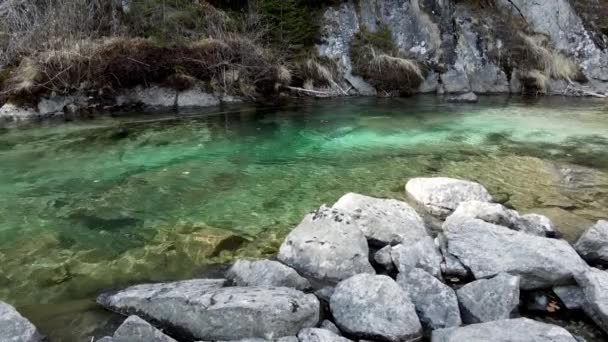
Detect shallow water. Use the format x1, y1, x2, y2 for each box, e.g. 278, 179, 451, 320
1, 96, 608, 341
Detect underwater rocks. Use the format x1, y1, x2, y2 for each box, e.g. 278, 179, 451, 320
330, 274, 422, 341
277, 205, 375, 284
332, 192, 429, 247
432, 318, 578, 342
406, 177, 493, 218
0, 301, 43, 342
443, 216, 587, 289
97, 279, 319, 340
446, 92, 478, 103
575, 220, 608, 264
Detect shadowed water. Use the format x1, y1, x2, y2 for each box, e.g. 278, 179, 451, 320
1, 96, 607, 341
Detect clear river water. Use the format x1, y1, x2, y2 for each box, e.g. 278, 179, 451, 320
1, 96, 607, 341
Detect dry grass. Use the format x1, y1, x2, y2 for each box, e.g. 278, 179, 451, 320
521, 69, 548, 94
519, 33, 581, 81
294, 57, 340, 88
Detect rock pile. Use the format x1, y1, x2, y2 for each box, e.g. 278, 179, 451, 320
4, 177, 607, 341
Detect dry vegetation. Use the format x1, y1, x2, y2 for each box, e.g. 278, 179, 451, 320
350, 27, 425, 95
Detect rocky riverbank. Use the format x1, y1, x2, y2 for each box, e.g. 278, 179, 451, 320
2, 177, 608, 341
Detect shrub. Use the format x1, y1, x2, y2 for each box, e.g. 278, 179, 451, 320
350, 27, 424, 95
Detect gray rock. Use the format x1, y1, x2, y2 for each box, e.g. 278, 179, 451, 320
330, 274, 422, 341
443, 216, 587, 289
314, 287, 334, 303
432, 318, 577, 342
574, 220, 608, 264
113, 315, 176, 342
97, 279, 319, 340
553, 285, 586, 310
276, 337, 299, 342
441, 69, 471, 94
332, 193, 428, 247
95, 337, 114, 342
0, 301, 43, 342
449, 201, 551, 237
576, 268, 608, 334
417, 71, 439, 93
446, 92, 478, 103
405, 177, 493, 218
437, 234, 470, 279
118, 86, 177, 107
456, 273, 520, 323
397, 269, 462, 330
0, 103, 37, 122
278, 206, 375, 284
319, 320, 340, 335
391, 237, 443, 280
177, 88, 220, 107
297, 328, 352, 342
226, 259, 311, 290
374, 245, 394, 271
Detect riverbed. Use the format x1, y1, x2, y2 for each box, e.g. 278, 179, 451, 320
1, 96, 607, 341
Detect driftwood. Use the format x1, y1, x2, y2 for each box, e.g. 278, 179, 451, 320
564, 80, 607, 98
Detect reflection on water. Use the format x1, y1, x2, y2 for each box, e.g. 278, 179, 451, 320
0, 96, 607, 341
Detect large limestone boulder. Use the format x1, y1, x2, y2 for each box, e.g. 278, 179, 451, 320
576, 268, 608, 334
443, 217, 587, 289
0, 301, 43, 342
112, 315, 176, 342
278, 206, 374, 284
553, 285, 586, 310
396, 269, 461, 330
405, 177, 492, 218
97, 279, 319, 340
431, 318, 577, 342
332, 193, 428, 247
226, 259, 311, 290
574, 220, 608, 264
456, 273, 520, 323
297, 328, 352, 342
330, 274, 422, 341
449, 201, 553, 237
391, 237, 443, 279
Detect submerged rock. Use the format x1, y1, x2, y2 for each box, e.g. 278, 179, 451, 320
0, 301, 43, 342
456, 273, 520, 323
97, 279, 319, 340
446, 92, 478, 103
443, 216, 587, 289
112, 315, 176, 342
431, 318, 577, 342
332, 193, 429, 247
330, 274, 422, 341
405, 177, 492, 218
576, 267, 608, 334
226, 259, 311, 290
396, 268, 461, 330
297, 328, 352, 342
574, 220, 608, 264
278, 206, 374, 284
391, 237, 443, 279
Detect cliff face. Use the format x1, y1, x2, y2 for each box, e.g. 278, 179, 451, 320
317, 0, 608, 96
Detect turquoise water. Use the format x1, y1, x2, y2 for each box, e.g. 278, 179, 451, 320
1, 96, 608, 341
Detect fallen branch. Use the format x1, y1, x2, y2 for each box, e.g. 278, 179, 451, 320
286, 86, 338, 97
565, 80, 607, 98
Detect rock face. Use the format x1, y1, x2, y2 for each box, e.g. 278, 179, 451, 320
432, 318, 578, 342
576, 268, 608, 334
406, 177, 493, 218
226, 259, 311, 290
574, 220, 608, 264
397, 269, 461, 330
443, 216, 587, 289
97, 279, 319, 340
391, 237, 443, 279
456, 273, 520, 323
449, 201, 552, 237
297, 328, 352, 342
0, 301, 43, 342
330, 274, 422, 341
112, 315, 176, 342
332, 193, 429, 247
278, 206, 374, 284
